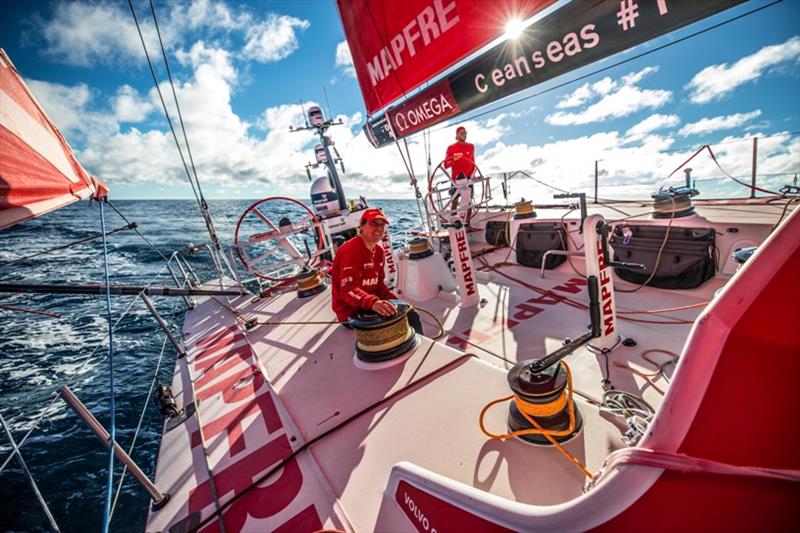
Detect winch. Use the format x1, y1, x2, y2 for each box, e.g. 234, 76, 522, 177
482, 276, 603, 446
348, 300, 418, 365
513, 198, 536, 219
296, 267, 327, 298
651, 186, 699, 219
408, 237, 434, 260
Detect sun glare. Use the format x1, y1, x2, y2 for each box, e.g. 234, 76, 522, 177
504, 18, 525, 40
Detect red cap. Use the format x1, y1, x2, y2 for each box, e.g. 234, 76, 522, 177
456, 126, 466, 134
360, 208, 390, 225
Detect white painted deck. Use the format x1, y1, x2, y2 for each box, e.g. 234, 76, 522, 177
146, 202, 794, 532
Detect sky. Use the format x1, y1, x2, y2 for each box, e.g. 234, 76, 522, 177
1, 0, 798, 201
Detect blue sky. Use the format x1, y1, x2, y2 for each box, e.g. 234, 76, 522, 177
1, 0, 798, 200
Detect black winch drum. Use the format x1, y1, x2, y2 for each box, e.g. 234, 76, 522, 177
348, 300, 418, 368
296, 268, 327, 298
506, 361, 583, 445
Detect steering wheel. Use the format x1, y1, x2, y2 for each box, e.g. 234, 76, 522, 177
234, 196, 325, 281
426, 159, 487, 224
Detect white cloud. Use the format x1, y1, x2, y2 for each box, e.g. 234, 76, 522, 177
473, 129, 798, 200
679, 110, 762, 137
547, 66, 670, 126
687, 36, 800, 104
547, 86, 671, 126
181, 0, 251, 31
35, 2, 151, 67
243, 14, 310, 62
26, 80, 93, 133
621, 66, 658, 86
556, 83, 592, 109
34, 1, 306, 68
335, 41, 356, 78
625, 114, 680, 142
111, 85, 155, 123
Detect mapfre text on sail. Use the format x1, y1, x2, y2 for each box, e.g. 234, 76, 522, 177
474, 24, 599, 93
366, 0, 459, 87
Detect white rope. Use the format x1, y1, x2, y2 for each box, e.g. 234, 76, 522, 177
600, 390, 655, 446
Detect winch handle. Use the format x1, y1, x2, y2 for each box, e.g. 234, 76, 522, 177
303, 239, 313, 270
554, 192, 587, 233
528, 276, 602, 373
597, 221, 646, 271
441, 220, 466, 230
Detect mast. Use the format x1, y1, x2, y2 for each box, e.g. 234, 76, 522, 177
292, 106, 348, 211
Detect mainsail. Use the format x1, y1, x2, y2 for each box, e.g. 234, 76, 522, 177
337, 0, 557, 115
338, 0, 746, 148
0, 49, 107, 231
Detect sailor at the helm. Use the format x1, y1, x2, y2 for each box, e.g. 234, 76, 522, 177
331, 208, 423, 333
444, 125, 476, 226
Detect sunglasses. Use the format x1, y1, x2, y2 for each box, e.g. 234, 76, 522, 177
366, 220, 387, 226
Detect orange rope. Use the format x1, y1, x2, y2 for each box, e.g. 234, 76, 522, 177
617, 301, 709, 315
611, 349, 680, 395
479, 362, 592, 478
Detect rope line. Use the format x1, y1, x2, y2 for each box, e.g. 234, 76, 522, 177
99, 201, 116, 533
0, 413, 61, 532
0, 261, 173, 474
664, 144, 781, 196
478, 362, 592, 478
188, 353, 475, 532
589, 447, 800, 491
403, 0, 784, 140
0, 223, 136, 271
148, 0, 221, 249
0, 304, 60, 318
108, 332, 171, 521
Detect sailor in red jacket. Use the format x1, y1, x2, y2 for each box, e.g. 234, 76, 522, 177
331, 208, 423, 333
444, 126, 476, 225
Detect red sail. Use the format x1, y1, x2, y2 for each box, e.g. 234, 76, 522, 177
0, 49, 107, 231
337, 0, 556, 115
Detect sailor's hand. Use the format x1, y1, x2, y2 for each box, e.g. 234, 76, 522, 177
371, 300, 397, 317
453, 153, 462, 160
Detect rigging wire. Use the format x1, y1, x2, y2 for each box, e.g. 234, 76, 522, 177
0, 223, 136, 271
105, 201, 172, 264
126, 0, 219, 249
109, 333, 171, 521
98, 202, 116, 533
148, 0, 221, 250
0, 261, 173, 474
405, 0, 785, 139
0, 413, 61, 532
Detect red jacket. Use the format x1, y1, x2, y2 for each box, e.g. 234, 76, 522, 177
444, 141, 475, 180
331, 236, 396, 322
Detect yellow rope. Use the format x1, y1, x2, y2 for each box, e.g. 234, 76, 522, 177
479, 362, 592, 478
414, 305, 445, 340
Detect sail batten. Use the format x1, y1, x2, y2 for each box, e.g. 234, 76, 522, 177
0, 49, 107, 231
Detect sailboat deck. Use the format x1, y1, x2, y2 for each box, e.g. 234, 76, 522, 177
157, 286, 631, 531
146, 259, 724, 532
146, 206, 789, 531
404, 247, 722, 409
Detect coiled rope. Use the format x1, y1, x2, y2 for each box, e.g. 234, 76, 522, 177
479, 361, 592, 478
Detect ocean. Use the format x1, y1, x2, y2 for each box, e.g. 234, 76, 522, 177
0, 198, 422, 532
